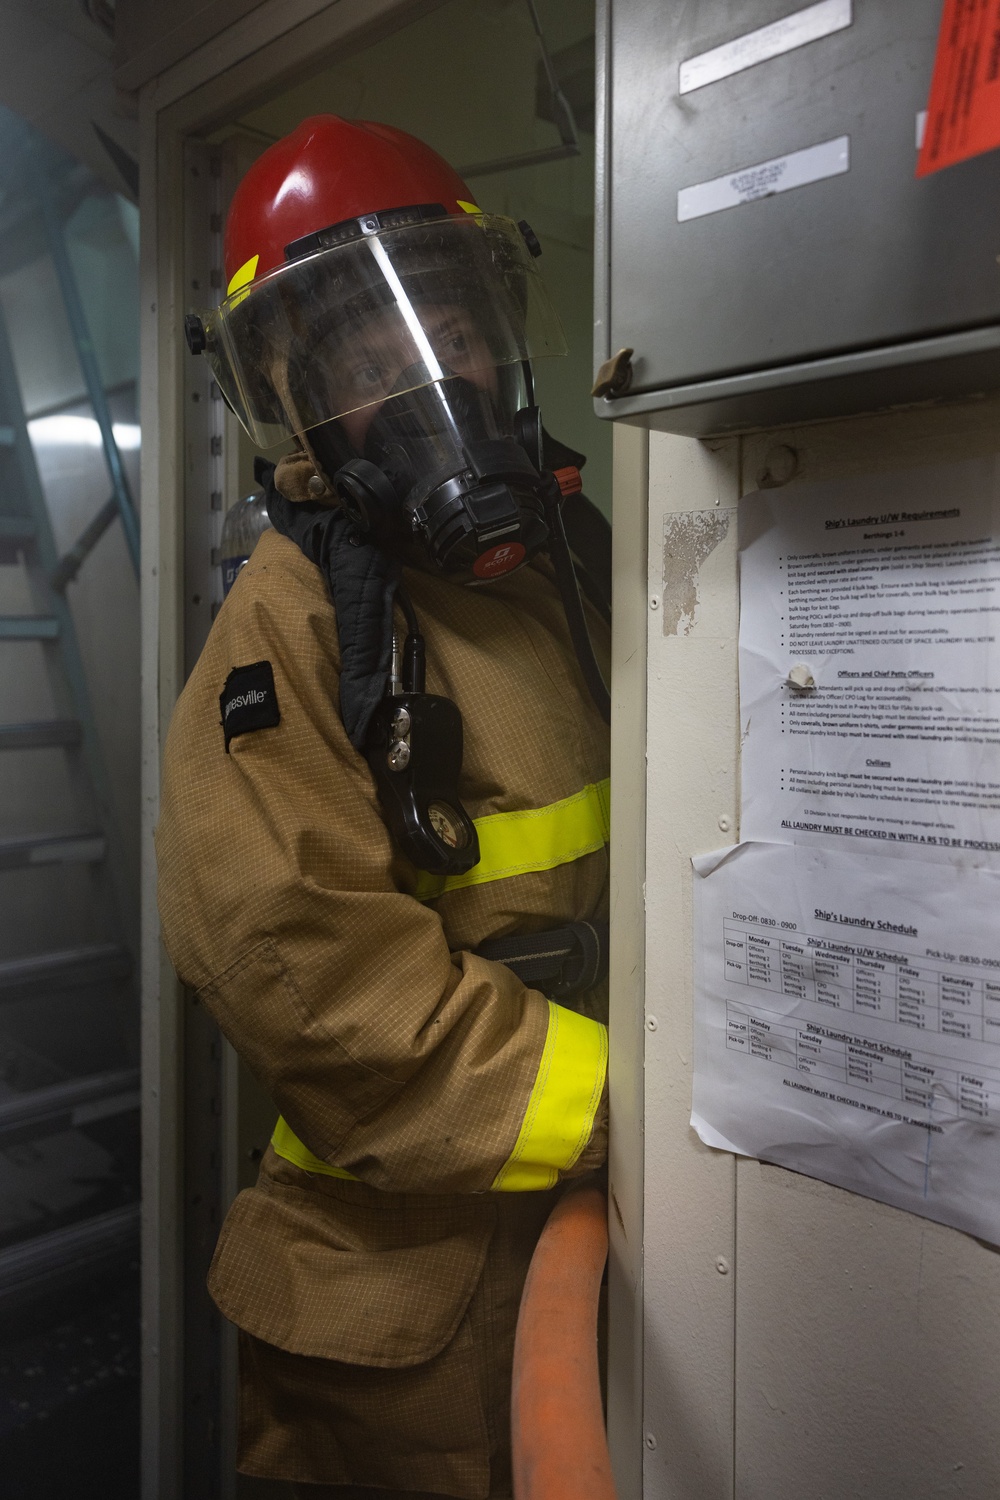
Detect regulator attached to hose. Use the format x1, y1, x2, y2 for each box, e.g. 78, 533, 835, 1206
365, 594, 479, 878
352, 406, 611, 880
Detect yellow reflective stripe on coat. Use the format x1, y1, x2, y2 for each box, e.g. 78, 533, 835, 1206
414, 777, 611, 902
271, 1116, 357, 1179
491, 1001, 608, 1192
271, 1002, 606, 1192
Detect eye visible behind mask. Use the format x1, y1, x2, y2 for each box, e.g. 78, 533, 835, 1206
312, 363, 550, 583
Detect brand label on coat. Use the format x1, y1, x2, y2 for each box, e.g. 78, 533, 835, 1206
220, 661, 280, 750
677, 135, 849, 222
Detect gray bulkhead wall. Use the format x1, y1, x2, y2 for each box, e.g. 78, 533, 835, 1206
595, 1, 1000, 1488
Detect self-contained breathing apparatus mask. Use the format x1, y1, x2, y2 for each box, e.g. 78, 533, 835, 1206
187, 205, 610, 882
318, 362, 550, 585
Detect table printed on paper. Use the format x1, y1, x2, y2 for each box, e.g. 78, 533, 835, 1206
691, 459, 1000, 1241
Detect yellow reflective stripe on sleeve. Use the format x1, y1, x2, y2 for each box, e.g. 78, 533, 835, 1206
226, 254, 259, 297
270, 1115, 357, 1179
414, 777, 611, 902
491, 1000, 608, 1193
273, 1005, 607, 1193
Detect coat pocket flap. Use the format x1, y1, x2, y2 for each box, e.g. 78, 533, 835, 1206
207, 1170, 495, 1367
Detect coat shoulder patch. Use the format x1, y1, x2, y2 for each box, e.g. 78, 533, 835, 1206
220, 661, 281, 750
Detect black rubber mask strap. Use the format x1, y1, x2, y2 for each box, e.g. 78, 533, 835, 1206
260, 460, 401, 750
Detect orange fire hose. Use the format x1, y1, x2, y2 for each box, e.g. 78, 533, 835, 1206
511, 1185, 617, 1500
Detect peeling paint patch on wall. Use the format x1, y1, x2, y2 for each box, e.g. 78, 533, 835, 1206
662, 510, 731, 635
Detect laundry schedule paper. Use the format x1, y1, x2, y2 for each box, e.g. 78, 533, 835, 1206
739, 458, 1000, 864
691, 840, 1000, 1244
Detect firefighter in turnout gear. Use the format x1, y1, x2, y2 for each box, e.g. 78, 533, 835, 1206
157, 115, 610, 1498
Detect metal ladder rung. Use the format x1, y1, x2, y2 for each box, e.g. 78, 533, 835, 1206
0, 614, 59, 639
0, 832, 106, 868
0, 1202, 139, 1315
0, 943, 131, 997
0, 1066, 140, 1142
0, 719, 82, 750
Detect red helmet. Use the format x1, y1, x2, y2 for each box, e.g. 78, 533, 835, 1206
224, 115, 478, 295
196, 115, 565, 451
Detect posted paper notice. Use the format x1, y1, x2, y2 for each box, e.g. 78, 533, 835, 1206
740, 459, 1000, 860
692, 840, 1000, 1244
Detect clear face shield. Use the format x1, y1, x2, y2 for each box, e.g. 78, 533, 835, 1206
199, 211, 567, 579
191, 205, 609, 880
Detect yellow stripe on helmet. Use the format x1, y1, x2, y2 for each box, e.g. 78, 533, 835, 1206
226, 254, 259, 298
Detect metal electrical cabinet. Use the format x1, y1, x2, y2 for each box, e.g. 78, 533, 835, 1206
595, 0, 1000, 435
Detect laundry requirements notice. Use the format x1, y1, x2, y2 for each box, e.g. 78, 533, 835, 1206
692, 841, 1000, 1243
739, 458, 1000, 860
692, 458, 1000, 1237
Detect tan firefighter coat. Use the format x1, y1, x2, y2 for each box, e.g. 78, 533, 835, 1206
155, 523, 609, 1489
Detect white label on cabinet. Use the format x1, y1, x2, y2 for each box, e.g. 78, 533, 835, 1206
679, 0, 852, 94
677, 135, 849, 222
